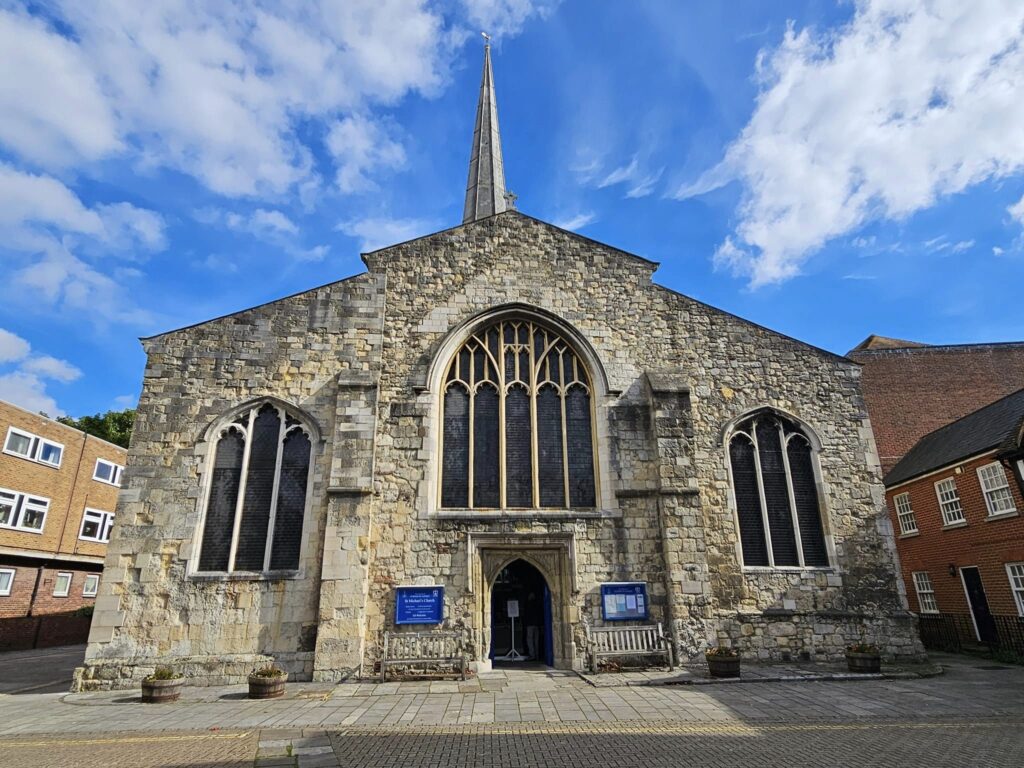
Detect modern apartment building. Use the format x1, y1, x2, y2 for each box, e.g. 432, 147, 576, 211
0, 399, 126, 619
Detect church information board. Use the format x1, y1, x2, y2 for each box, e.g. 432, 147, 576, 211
395, 585, 444, 625
600, 582, 648, 621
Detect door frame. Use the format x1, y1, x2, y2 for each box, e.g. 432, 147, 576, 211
959, 565, 988, 642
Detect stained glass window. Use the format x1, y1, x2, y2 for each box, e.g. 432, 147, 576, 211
440, 319, 597, 509
728, 411, 829, 568
198, 401, 314, 573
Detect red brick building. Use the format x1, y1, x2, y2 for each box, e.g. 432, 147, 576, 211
848, 336, 1024, 475
0, 400, 126, 627
883, 389, 1024, 653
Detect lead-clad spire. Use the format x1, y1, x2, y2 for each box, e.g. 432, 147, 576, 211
463, 40, 508, 223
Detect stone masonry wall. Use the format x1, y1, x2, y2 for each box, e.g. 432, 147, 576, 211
77, 211, 922, 689
76, 274, 385, 690
361, 212, 921, 668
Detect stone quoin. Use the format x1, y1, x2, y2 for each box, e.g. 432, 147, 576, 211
74, 44, 923, 690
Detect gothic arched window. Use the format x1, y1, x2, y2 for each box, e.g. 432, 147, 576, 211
440, 319, 597, 509
728, 411, 829, 568
197, 401, 314, 573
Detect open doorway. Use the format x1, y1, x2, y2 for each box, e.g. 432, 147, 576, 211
490, 559, 554, 666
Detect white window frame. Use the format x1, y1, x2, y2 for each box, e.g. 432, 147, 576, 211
78, 508, 115, 543
53, 571, 72, 597
0, 567, 14, 596
934, 477, 965, 526
82, 573, 100, 597
1007, 563, 1024, 617
93, 458, 124, 487
893, 492, 918, 534
977, 462, 1016, 517
2, 427, 63, 468
0, 487, 49, 534
912, 571, 939, 614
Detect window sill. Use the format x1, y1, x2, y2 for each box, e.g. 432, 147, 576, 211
189, 571, 302, 582
432, 508, 616, 520
742, 566, 835, 574
898, 531, 920, 539
985, 510, 1019, 522
941, 521, 968, 531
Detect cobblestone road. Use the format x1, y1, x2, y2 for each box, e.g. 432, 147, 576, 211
0, 654, 1020, 767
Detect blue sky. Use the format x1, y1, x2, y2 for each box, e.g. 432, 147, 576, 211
1, 0, 1023, 417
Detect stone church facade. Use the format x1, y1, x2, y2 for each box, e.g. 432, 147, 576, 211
75, 47, 922, 690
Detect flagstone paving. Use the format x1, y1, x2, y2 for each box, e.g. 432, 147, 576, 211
0, 653, 1021, 766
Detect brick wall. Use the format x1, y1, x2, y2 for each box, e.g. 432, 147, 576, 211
886, 454, 1024, 618
849, 344, 1024, 475
0, 562, 102, 618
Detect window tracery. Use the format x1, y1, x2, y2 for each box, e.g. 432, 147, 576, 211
198, 401, 313, 573
441, 319, 597, 509
728, 411, 829, 568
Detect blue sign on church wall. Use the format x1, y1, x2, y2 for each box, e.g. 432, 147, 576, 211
395, 585, 444, 625
600, 582, 649, 621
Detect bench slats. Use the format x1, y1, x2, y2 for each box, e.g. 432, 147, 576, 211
380, 630, 467, 682
586, 623, 674, 673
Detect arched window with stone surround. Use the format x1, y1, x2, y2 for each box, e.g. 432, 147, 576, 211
440, 319, 597, 510
727, 410, 829, 568
196, 400, 315, 573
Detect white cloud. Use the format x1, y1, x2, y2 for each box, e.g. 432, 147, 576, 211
0, 372, 60, 416
676, 0, 1024, 286
21, 355, 82, 383
0, 329, 31, 363
460, 0, 560, 38
1009, 194, 1024, 225
552, 212, 597, 231
327, 115, 407, 193
595, 156, 663, 198
113, 393, 137, 409
337, 216, 436, 252
0, 1, 458, 198
199, 207, 327, 261
0, 164, 163, 324
0, 327, 83, 415
0, 9, 120, 167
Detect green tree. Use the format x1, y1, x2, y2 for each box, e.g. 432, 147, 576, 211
57, 408, 135, 449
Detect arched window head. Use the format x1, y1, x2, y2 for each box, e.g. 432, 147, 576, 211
197, 400, 315, 573
441, 319, 597, 510
727, 410, 829, 568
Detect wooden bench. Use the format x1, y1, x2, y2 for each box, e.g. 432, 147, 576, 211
379, 630, 467, 682
585, 623, 675, 673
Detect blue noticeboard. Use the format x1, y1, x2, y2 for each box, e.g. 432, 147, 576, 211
395, 585, 444, 625
600, 582, 648, 621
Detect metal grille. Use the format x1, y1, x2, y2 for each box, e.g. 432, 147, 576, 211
788, 436, 829, 566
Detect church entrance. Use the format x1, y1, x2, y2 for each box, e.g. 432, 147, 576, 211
489, 559, 554, 666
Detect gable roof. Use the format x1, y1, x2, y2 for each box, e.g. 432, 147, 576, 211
849, 334, 929, 352
884, 387, 1024, 487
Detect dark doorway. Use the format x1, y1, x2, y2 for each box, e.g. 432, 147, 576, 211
961, 566, 998, 644
490, 559, 553, 666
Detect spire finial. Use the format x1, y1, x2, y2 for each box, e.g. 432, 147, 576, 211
463, 36, 508, 223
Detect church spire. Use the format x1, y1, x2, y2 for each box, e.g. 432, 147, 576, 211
463, 37, 508, 223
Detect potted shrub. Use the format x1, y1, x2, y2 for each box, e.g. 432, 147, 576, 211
705, 646, 741, 678
141, 667, 183, 703
845, 643, 882, 673
248, 665, 288, 699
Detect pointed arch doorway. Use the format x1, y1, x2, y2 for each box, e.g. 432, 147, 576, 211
489, 559, 554, 666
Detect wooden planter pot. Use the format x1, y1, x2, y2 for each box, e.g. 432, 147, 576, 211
141, 677, 183, 703
248, 672, 288, 699
846, 652, 881, 674
705, 654, 741, 679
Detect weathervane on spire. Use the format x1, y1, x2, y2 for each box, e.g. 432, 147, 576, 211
481, 31, 491, 44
